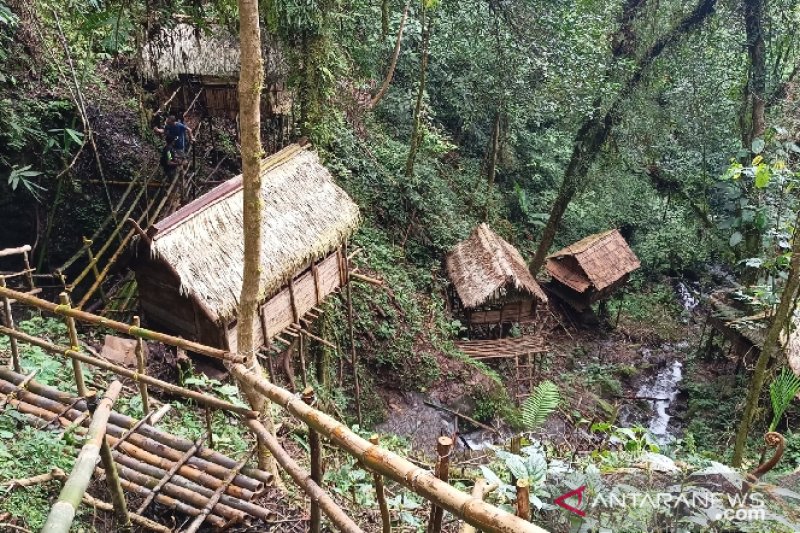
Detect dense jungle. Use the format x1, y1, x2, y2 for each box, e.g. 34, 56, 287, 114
1, 0, 800, 531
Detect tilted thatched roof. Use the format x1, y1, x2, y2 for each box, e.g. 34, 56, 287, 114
445, 224, 547, 309
148, 144, 360, 323
546, 229, 640, 293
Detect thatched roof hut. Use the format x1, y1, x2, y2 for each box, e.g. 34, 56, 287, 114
134, 143, 360, 350
445, 225, 546, 332
546, 229, 640, 304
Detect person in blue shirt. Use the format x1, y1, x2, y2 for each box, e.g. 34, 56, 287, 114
155, 114, 194, 155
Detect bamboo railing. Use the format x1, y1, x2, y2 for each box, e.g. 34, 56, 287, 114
0, 285, 550, 533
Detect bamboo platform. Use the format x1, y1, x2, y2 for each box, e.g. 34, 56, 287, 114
0, 368, 274, 529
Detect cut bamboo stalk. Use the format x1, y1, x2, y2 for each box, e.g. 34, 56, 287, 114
0, 326, 254, 416
247, 419, 364, 533
83, 237, 107, 302
351, 272, 384, 286
0, 277, 20, 372
183, 447, 256, 533
344, 249, 362, 426
232, 365, 548, 533
0, 285, 241, 362
133, 316, 150, 413
2, 467, 66, 488
41, 380, 122, 533
460, 480, 497, 533
97, 425, 131, 530
428, 436, 453, 533
82, 492, 170, 533
110, 409, 157, 451
59, 293, 88, 397
370, 435, 392, 533
136, 437, 203, 515
303, 388, 322, 533
515, 479, 530, 521
0, 245, 32, 258
0, 369, 37, 410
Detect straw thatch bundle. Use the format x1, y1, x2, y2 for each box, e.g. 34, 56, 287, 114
149, 144, 360, 324
546, 229, 640, 293
445, 224, 546, 309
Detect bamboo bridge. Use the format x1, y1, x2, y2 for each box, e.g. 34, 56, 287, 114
0, 285, 549, 533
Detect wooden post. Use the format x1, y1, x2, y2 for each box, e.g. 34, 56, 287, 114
427, 436, 453, 533
59, 293, 88, 397
370, 435, 392, 533
205, 407, 214, 448
344, 244, 363, 426
299, 331, 309, 389
96, 411, 132, 530
132, 316, 150, 413
303, 388, 322, 533
83, 237, 107, 303
0, 277, 20, 372
42, 381, 123, 533
21, 248, 35, 291
515, 479, 530, 521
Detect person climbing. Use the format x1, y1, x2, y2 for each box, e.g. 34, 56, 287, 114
155, 114, 194, 156
160, 136, 181, 179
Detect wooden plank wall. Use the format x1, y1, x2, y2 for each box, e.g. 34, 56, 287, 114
468, 299, 536, 326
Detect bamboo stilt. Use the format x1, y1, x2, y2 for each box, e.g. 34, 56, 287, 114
247, 419, 364, 533
59, 293, 88, 397
41, 380, 123, 533
0, 326, 255, 416
427, 436, 453, 533
370, 435, 392, 533
132, 316, 150, 413
0, 278, 20, 372
183, 447, 256, 533
344, 247, 362, 426
303, 388, 322, 533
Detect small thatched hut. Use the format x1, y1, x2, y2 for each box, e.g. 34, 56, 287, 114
133, 143, 360, 351
545, 229, 640, 311
142, 23, 289, 118
445, 224, 547, 334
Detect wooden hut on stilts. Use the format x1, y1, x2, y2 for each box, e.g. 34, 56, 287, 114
132, 143, 360, 354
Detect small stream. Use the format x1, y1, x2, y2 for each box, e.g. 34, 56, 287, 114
637, 360, 683, 444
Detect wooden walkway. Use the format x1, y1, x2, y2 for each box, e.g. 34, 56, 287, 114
0, 368, 274, 529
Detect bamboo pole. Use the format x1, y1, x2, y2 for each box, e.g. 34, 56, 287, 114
344, 247, 362, 426
183, 447, 256, 533
42, 380, 123, 533
428, 436, 453, 533
515, 479, 530, 522
82, 492, 171, 533
132, 316, 150, 412
0, 285, 241, 362
205, 407, 214, 448
136, 437, 203, 514
59, 293, 88, 397
460, 480, 498, 533
246, 419, 364, 533
232, 365, 548, 533
303, 388, 322, 533
96, 415, 132, 530
370, 435, 392, 533
0, 369, 37, 410
83, 237, 107, 302
0, 278, 20, 372
0, 326, 255, 416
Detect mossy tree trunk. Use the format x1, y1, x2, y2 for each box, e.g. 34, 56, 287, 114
236, 0, 279, 478
529, 0, 718, 274
405, 1, 430, 178
732, 218, 800, 466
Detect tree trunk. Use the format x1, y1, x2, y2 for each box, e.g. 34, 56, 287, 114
483, 110, 502, 221
529, 0, 718, 274
732, 220, 800, 466
236, 0, 279, 478
405, 2, 430, 178
370, 0, 411, 109
742, 0, 766, 149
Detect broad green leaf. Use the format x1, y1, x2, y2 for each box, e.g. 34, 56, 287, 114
754, 164, 770, 188
752, 138, 765, 154
729, 231, 743, 247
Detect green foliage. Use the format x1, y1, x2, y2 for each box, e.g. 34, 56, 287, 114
768, 368, 800, 432
521, 380, 561, 431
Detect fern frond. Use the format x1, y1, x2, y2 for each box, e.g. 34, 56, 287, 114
769, 369, 800, 431
521, 380, 561, 431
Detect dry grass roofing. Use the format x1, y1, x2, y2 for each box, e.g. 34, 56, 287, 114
445, 223, 547, 309
546, 229, 640, 293
147, 143, 360, 323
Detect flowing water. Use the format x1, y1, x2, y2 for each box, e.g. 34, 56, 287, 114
637, 360, 684, 444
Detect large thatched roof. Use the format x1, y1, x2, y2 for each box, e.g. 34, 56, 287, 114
546, 229, 640, 293
445, 224, 547, 309
148, 144, 360, 323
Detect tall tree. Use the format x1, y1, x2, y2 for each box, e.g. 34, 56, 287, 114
405, 0, 431, 177
236, 0, 279, 477
732, 216, 800, 466
529, 0, 719, 274
742, 0, 767, 148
